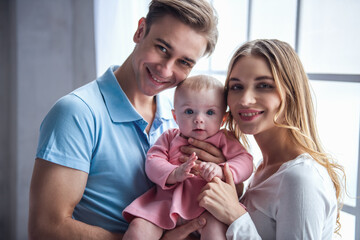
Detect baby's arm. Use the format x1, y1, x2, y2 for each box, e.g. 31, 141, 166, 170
198, 162, 224, 182
166, 152, 197, 185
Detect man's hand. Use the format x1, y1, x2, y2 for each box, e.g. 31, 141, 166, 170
179, 138, 225, 164
161, 217, 206, 240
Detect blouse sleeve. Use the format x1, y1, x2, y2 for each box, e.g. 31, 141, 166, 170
226, 213, 262, 240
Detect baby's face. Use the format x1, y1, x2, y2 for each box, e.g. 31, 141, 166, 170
173, 88, 226, 140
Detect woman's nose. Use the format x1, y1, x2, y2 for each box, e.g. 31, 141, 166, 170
239, 89, 256, 106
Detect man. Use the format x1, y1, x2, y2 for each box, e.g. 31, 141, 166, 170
29, 0, 219, 239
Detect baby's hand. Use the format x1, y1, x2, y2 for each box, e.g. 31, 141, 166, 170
198, 162, 224, 182
174, 152, 198, 182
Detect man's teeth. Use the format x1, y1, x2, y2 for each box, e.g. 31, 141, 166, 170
151, 73, 161, 83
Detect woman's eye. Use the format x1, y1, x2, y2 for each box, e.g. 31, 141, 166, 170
258, 83, 274, 89
229, 84, 243, 90
185, 109, 194, 114
206, 110, 215, 115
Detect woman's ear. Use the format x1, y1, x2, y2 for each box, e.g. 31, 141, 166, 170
171, 109, 177, 123
133, 17, 146, 43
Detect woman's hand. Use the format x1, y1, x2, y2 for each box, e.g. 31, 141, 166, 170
180, 138, 226, 164
197, 163, 247, 225
161, 217, 206, 240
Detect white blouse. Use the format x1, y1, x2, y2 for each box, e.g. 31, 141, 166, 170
226, 153, 338, 240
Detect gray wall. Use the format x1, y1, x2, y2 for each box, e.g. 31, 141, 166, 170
0, 0, 96, 239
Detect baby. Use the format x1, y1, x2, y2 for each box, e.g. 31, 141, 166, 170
123, 75, 253, 240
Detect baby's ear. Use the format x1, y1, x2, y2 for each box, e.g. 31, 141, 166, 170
221, 112, 229, 127
171, 109, 177, 122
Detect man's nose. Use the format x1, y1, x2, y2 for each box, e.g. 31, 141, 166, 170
156, 59, 176, 78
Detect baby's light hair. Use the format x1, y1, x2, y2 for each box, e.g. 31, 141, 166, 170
174, 75, 225, 109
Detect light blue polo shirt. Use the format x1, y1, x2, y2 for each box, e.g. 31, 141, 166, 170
36, 65, 178, 232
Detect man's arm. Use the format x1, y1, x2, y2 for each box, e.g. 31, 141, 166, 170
28, 158, 123, 240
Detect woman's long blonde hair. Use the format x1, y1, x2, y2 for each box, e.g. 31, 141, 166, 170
224, 39, 345, 233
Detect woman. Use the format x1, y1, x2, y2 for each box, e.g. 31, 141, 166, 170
198, 39, 345, 239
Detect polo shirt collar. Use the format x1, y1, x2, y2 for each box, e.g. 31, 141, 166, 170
97, 66, 173, 123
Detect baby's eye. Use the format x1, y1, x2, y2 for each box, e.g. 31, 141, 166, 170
185, 109, 194, 114
206, 110, 215, 115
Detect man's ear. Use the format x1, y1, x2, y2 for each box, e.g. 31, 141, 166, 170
221, 112, 229, 127
171, 109, 177, 123
133, 17, 146, 43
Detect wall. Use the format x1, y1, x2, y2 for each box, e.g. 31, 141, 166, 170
0, 0, 96, 239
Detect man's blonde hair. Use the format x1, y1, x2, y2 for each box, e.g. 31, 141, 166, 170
145, 0, 218, 56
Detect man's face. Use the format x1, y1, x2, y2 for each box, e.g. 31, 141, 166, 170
131, 15, 208, 96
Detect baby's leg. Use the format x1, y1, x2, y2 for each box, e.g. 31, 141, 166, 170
123, 217, 163, 240
199, 211, 227, 240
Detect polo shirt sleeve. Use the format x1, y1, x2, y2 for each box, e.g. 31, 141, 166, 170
36, 93, 95, 173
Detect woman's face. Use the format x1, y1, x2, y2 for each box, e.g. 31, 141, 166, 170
227, 55, 282, 136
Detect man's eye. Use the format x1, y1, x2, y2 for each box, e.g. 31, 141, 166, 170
157, 45, 167, 53
179, 59, 191, 67
185, 109, 194, 114
206, 110, 215, 115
